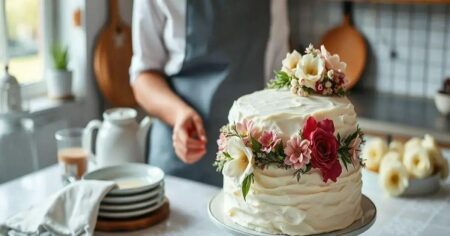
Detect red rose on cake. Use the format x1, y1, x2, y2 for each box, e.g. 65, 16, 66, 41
302, 117, 341, 182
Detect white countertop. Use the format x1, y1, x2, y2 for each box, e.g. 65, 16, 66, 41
1, 161, 449, 236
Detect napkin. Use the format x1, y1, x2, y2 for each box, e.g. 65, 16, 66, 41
0, 180, 116, 236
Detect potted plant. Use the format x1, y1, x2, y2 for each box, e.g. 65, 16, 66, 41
46, 44, 73, 99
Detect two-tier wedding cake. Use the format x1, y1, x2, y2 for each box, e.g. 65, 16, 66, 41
214, 45, 365, 235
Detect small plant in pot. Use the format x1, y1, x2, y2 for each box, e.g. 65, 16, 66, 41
46, 44, 73, 99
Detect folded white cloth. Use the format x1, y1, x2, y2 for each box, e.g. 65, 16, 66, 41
0, 180, 116, 236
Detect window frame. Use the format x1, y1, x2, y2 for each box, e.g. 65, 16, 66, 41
2, 0, 57, 99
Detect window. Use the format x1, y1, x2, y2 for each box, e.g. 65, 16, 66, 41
0, 0, 54, 97
5, 0, 43, 84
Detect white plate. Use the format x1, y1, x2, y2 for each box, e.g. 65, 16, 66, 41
99, 198, 166, 219
100, 192, 164, 211
83, 163, 164, 195
208, 191, 376, 236
102, 186, 163, 204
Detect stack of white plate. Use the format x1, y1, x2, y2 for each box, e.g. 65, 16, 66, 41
84, 163, 165, 219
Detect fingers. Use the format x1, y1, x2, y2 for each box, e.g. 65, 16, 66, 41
192, 114, 207, 142
173, 139, 206, 164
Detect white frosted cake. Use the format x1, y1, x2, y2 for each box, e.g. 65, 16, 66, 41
214, 45, 365, 235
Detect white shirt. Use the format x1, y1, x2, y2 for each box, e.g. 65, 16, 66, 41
130, 0, 289, 83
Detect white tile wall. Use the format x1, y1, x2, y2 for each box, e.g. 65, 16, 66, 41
289, 1, 450, 98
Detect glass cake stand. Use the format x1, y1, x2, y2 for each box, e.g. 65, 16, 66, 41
208, 191, 376, 236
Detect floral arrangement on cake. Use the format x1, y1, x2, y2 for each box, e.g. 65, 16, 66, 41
268, 44, 347, 97
214, 117, 364, 200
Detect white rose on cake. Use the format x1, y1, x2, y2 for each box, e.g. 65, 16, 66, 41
294, 53, 325, 89
281, 50, 301, 76
222, 136, 255, 185
320, 45, 347, 73
362, 137, 388, 172
379, 157, 409, 196
403, 146, 433, 179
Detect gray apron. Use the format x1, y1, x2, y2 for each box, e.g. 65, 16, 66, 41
149, 0, 271, 186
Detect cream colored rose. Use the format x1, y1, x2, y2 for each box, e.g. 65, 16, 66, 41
405, 137, 421, 151
223, 136, 254, 185
379, 159, 409, 196
380, 151, 402, 170
403, 147, 433, 179
421, 134, 448, 179
294, 53, 325, 89
362, 137, 388, 172
389, 140, 404, 158
281, 50, 301, 76
320, 45, 347, 73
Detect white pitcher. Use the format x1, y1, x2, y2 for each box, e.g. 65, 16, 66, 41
82, 108, 151, 167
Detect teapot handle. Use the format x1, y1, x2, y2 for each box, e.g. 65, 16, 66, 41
82, 120, 102, 165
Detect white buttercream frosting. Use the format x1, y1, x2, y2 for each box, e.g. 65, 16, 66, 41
228, 89, 358, 142
223, 164, 363, 235
223, 89, 363, 235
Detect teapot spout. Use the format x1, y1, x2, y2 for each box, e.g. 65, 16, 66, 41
138, 116, 152, 159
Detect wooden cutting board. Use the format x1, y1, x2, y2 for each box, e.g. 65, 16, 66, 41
96, 200, 170, 232
94, 0, 137, 107
320, 1, 367, 90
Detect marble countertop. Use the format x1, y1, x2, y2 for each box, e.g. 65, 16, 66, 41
1, 160, 449, 236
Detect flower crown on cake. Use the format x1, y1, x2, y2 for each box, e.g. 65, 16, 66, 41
268, 44, 347, 97
214, 117, 365, 200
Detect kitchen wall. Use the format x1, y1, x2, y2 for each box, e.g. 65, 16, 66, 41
289, 1, 450, 98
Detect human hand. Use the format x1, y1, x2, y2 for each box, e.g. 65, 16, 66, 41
172, 107, 207, 164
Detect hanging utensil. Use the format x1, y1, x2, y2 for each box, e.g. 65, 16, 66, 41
94, 0, 137, 107
320, 1, 367, 90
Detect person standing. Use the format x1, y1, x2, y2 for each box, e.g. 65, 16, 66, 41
130, 0, 289, 186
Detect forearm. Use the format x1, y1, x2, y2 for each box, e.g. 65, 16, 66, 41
132, 71, 188, 127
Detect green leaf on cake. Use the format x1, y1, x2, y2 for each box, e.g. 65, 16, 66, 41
251, 137, 262, 152
268, 71, 291, 89
242, 173, 254, 201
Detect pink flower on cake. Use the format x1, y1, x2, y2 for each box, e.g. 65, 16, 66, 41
217, 133, 227, 152
236, 119, 259, 138
320, 45, 347, 73
315, 81, 324, 94
302, 117, 341, 183
258, 130, 281, 154
284, 137, 312, 170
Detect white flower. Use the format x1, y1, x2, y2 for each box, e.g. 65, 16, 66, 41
403, 146, 433, 179
223, 136, 254, 185
294, 53, 325, 89
290, 86, 298, 95
421, 134, 448, 179
362, 137, 388, 172
320, 45, 347, 73
389, 140, 404, 158
379, 158, 409, 197
380, 151, 402, 170
404, 137, 421, 151
281, 50, 302, 76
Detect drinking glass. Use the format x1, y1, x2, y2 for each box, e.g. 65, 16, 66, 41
55, 128, 88, 184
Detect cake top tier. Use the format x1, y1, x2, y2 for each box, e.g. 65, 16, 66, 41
228, 89, 357, 140
268, 44, 347, 97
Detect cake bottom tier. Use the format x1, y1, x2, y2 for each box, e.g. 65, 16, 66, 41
223, 165, 363, 235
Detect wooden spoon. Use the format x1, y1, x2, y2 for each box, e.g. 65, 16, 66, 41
94, 0, 137, 107
320, 1, 367, 90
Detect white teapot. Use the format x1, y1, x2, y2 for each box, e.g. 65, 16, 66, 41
82, 108, 151, 167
